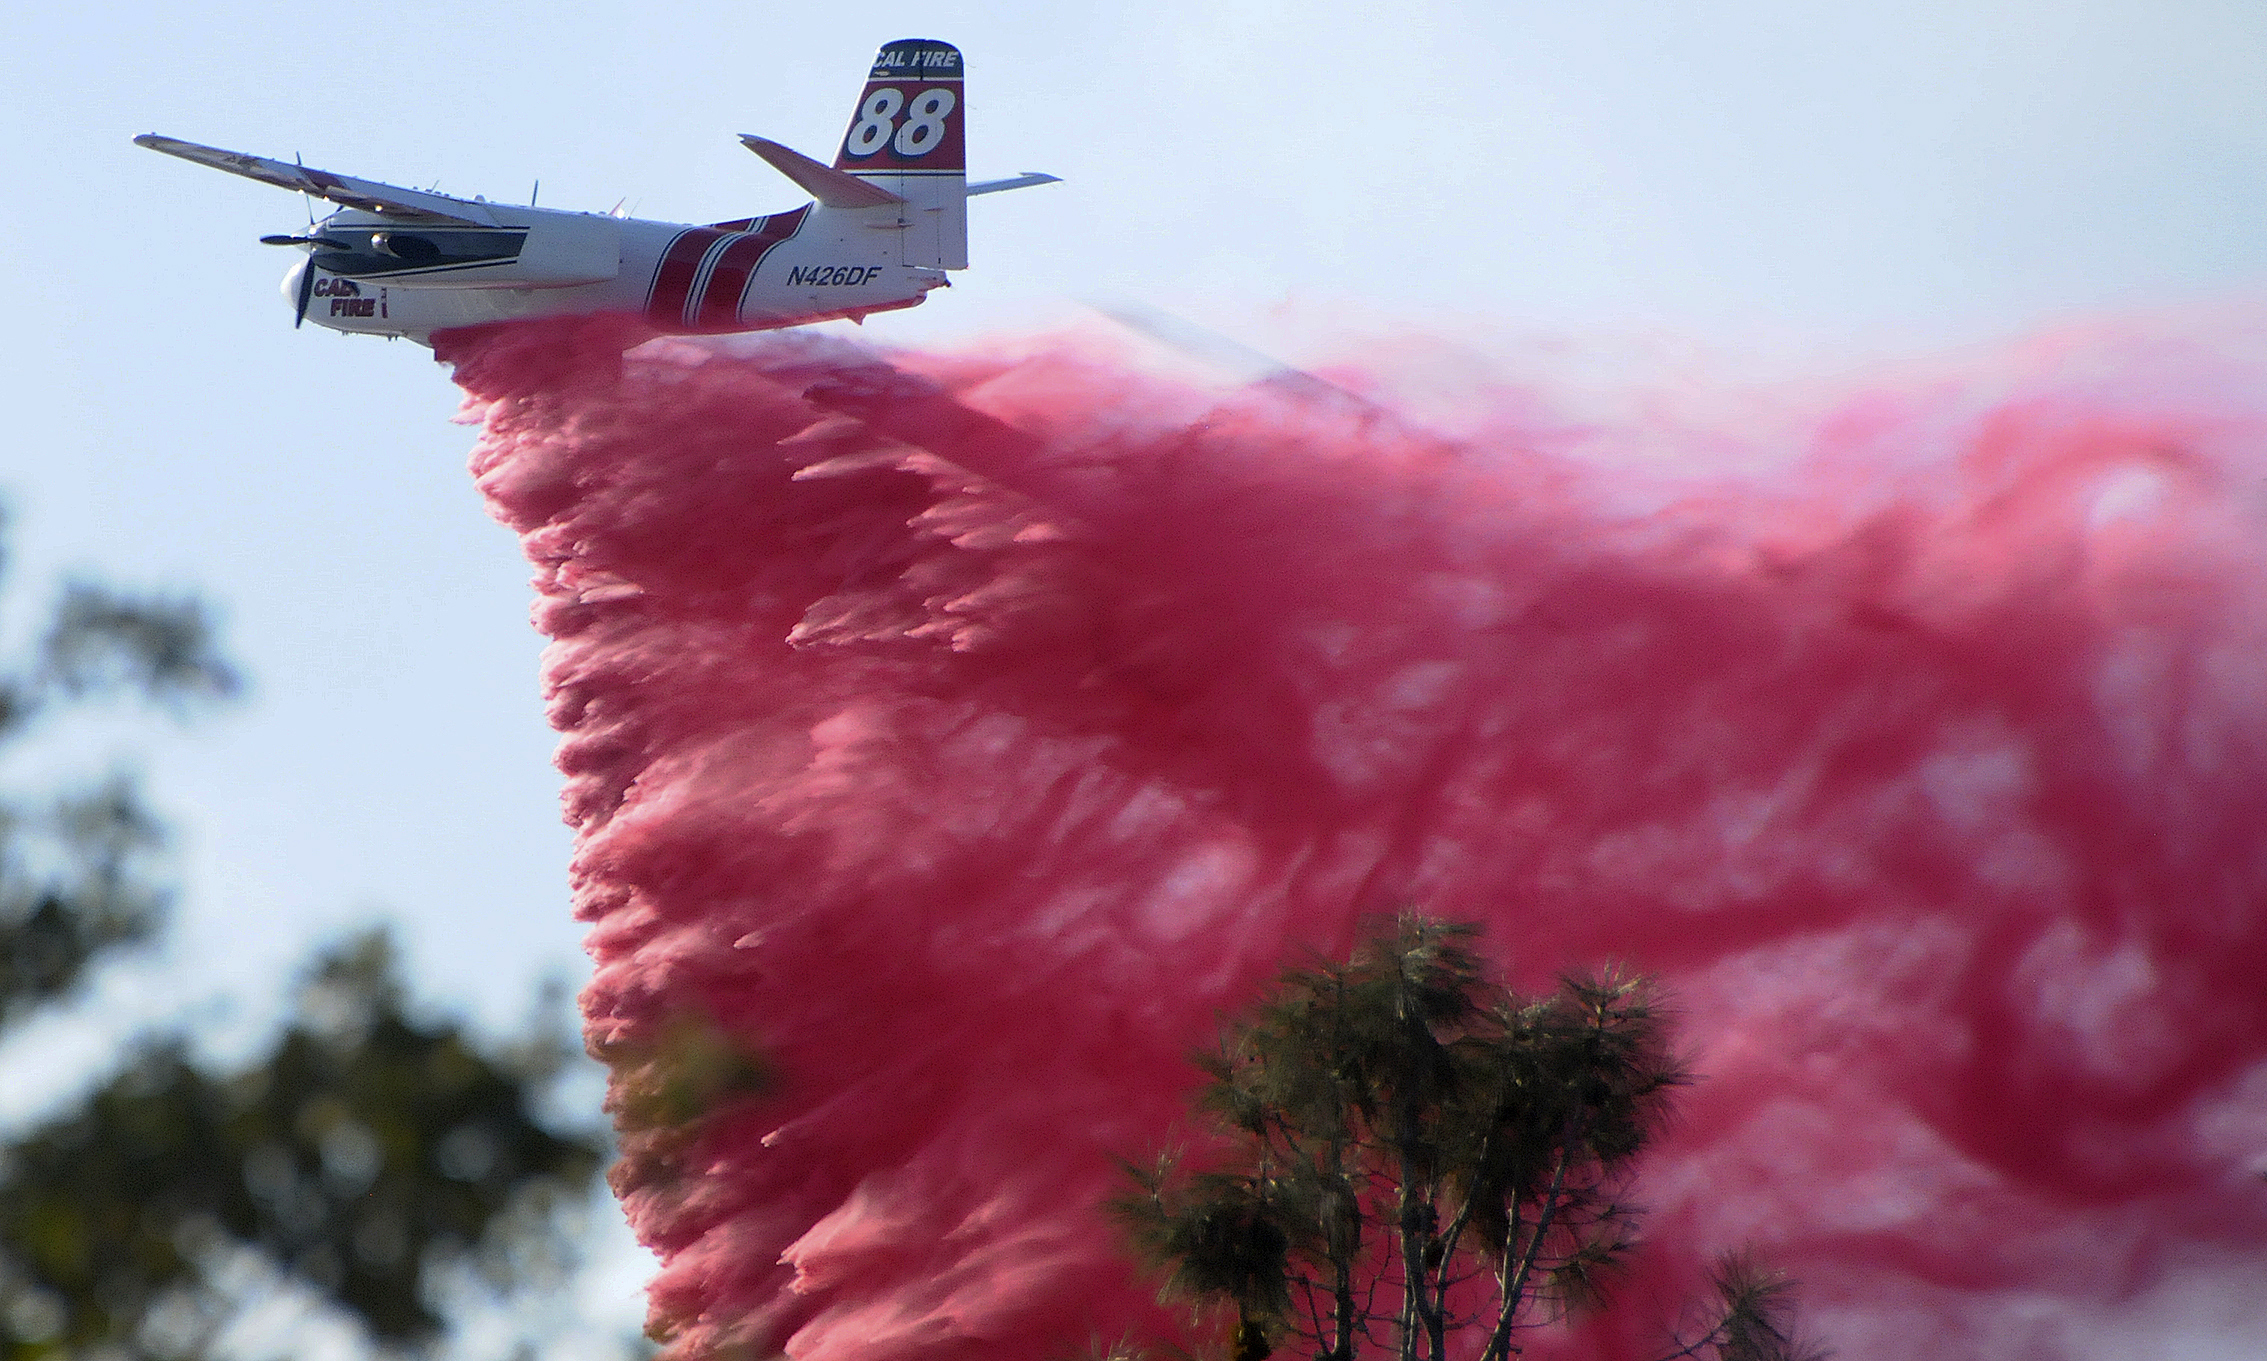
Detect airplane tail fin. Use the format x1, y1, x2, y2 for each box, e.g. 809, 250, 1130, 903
833, 38, 967, 270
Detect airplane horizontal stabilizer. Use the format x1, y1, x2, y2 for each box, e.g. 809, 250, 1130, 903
738, 136, 905, 210
967, 173, 1062, 197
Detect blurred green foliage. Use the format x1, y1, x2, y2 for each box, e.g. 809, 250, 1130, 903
0, 540, 238, 1030
0, 514, 621, 1359
1, 934, 605, 1359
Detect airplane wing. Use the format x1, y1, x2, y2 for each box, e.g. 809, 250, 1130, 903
133, 134, 499, 226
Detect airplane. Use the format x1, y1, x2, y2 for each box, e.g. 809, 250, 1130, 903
135, 38, 1056, 345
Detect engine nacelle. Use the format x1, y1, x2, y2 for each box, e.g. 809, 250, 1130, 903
369, 231, 441, 263
311, 212, 621, 289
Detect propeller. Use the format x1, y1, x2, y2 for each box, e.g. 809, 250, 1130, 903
292, 256, 316, 329
286, 158, 331, 328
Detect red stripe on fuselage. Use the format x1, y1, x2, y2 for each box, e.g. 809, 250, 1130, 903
646, 228, 729, 325
690, 206, 812, 332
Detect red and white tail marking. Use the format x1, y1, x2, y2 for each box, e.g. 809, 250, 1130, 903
833, 39, 964, 176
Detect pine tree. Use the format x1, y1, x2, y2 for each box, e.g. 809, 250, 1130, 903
1117, 915, 1814, 1361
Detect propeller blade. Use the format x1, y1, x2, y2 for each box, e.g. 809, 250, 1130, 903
260, 233, 355, 249
294, 258, 316, 329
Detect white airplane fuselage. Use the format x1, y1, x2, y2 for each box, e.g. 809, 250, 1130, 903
289, 200, 946, 341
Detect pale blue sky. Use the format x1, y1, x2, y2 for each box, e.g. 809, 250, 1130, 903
0, 0, 2261, 1350
7, 0, 2262, 1166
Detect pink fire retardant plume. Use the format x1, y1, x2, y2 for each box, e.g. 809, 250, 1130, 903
444, 311, 2267, 1361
